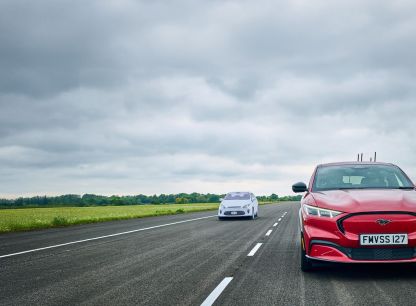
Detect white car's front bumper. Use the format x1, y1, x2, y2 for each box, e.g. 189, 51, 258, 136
218, 208, 252, 217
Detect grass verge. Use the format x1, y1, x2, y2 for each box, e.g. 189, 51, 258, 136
0, 204, 219, 233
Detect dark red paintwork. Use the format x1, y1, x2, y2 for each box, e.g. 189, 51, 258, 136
301, 162, 416, 263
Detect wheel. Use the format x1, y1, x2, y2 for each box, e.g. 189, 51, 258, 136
218, 216, 224, 221
251, 208, 255, 220
301, 234, 313, 272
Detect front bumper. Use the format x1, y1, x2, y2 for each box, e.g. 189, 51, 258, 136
307, 240, 416, 263
302, 211, 416, 263
218, 208, 252, 217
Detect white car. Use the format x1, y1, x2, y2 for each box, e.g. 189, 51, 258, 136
218, 192, 259, 220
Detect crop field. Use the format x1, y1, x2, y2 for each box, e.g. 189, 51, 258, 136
0, 203, 219, 233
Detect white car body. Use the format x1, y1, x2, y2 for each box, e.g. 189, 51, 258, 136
218, 192, 259, 219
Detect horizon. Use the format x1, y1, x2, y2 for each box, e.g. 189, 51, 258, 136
0, 191, 287, 201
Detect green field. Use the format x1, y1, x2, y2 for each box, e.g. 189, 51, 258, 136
0, 203, 219, 233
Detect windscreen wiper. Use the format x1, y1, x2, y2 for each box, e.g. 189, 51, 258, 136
396, 186, 415, 190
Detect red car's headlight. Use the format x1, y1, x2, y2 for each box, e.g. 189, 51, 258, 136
303, 204, 343, 218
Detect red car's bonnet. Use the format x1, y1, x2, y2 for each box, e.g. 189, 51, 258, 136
311, 189, 416, 214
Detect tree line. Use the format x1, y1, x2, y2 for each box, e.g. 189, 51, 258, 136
0, 193, 302, 209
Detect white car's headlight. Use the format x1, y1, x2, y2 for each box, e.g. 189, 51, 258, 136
303, 204, 342, 218
242, 203, 251, 209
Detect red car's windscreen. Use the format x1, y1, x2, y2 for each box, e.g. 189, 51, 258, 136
313, 164, 414, 191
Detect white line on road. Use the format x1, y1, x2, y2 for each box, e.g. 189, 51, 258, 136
0, 215, 217, 259
278, 218, 282, 221
273, 223, 278, 227
265, 230, 272, 236
201, 277, 233, 306
247, 243, 263, 256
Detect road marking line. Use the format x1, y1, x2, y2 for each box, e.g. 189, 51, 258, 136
0, 215, 216, 259
247, 243, 263, 256
273, 223, 278, 227
201, 277, 233, 306
278, 218, 282, 221
265, 230, 272, 236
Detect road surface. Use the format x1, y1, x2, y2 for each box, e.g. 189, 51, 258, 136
2, 202, 416, 305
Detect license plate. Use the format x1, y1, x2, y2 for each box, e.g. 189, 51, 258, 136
231, 211, 237, 215
360, 234, 408, 245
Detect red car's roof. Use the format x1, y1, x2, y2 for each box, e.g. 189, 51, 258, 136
316, 161, 395, 167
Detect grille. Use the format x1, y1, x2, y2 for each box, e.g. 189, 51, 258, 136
337, 211, 416, 234
351, 248, 414, 260
224, 211, 245, 216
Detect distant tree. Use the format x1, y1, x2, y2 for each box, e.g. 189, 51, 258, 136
175, 197, 189, 204
0, 192, 300, 208
270, 193, 279, 200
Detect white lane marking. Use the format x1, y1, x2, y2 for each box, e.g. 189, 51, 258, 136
201, 277, 233, 306
0, 215, 216, 259
273, 223, 278, 227
247, 243, 263, 257
278, 218, 282, 221
265, 230, 272, 236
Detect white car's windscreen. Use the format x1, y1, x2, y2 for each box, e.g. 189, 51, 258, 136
224, 193, 250, 200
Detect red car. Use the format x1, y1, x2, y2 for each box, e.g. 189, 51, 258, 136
293, 162, 416, 271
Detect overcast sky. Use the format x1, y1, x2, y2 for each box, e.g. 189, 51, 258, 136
1, 0, 416, 198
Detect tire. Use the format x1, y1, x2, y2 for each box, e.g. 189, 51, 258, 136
218, 216, 224, 221
301, 234, 313, 272
251, 208, 255, 220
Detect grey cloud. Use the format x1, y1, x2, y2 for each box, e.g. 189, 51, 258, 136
1, 0, 416, 196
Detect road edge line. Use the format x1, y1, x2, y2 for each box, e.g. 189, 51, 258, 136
0, 215, 216, 259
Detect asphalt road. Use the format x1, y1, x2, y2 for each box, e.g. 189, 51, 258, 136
2, 202, 416, 306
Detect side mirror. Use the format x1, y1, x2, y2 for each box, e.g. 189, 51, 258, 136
292, 182, 308, 193
219, 198, 224, 202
